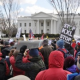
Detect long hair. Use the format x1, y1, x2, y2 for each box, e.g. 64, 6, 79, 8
9, 49, 15, 57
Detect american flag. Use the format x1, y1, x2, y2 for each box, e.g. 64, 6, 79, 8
29, 29, 34, 39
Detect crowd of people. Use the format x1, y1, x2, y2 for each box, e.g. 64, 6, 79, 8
0, 38, 80, 80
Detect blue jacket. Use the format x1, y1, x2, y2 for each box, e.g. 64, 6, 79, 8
67, 65, 77, 73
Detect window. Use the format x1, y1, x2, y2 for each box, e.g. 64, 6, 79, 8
47, 29, 49, 31
25, 30, 26, 33
41, 30, 43, 33
47, 22, 49, 26
24, 23, 26, 27
29, 23, 31, 26
41, 23, 43, 26
20, 23, 22, 27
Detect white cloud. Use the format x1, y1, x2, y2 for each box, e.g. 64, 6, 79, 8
25, 5, 53, 14
19, 8, 24, 12
0, 1, 2, 6
19, 0, 37, 5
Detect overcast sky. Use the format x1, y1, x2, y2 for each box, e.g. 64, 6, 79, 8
0, 0, 80, 17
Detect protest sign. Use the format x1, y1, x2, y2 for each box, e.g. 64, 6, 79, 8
59, 24, 76, 44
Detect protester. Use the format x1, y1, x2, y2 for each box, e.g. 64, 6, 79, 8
56, 39, 72, 58
75, 42, 80, 63
15, 47, 46, 80
71, 40, 76, 49
2, 41, 12, 58
10, 49, 26, 76
35, 51, 71, 80
65, 43, 74, 56
39, 39, 53, 68
51, 39, 56, 50
64, 56, 77, 73
0, 56, 10, 80
76, 54, 80, 74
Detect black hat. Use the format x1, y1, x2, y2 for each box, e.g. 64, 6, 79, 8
4, 41, 10, 46
20, 45, 27, 54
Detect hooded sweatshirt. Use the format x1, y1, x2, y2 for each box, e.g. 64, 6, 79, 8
35, 51, 71, 80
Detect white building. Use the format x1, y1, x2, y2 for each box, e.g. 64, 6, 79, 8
18, 12, 80, 36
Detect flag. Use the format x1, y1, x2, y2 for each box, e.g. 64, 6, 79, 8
29, 29, 34, 39
41, 34, 44, 40
16, 27, 22, 39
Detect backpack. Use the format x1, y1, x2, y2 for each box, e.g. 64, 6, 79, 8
0, 58, 6, 80
57, 49, 73, 58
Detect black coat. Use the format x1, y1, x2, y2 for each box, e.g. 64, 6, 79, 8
39, 45, 53, 69
15, 53, 46, 80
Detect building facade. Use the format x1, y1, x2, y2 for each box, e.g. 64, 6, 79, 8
18, 12, 80, 36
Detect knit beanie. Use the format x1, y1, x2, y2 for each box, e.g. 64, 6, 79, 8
29, 49, 39, 57
64, 56, 75, 68
56, 39, 64, 48
20, 45, 27, 54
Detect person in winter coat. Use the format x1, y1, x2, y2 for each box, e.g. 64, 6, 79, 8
0, 57, 10, 80
65, 43, 74, 56
10, 50, 26, 76
2, 41, 12, 58
64, 56, 77, 73
15, 47, 46, 80
56, 39, 70, 58
75, 42, 80, 64
35, 51, 71, 80
39, 39, 53, 69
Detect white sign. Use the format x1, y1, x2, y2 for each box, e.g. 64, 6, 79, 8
59, 24, 76, 44
22, 35, 27, 41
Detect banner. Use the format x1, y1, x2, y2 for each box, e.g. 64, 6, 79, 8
16, 27, 22, 39
59, 24, 76, 44
22, 34, 27, 41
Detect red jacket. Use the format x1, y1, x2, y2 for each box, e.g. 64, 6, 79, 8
10, 56, 25, 76
35, 51, 71, 80
0, 57, 10, 76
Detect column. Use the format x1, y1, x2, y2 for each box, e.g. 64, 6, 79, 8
37, 20, 39, 34
51, 19, 53, 34
53, 20, 56, 34
32, 20, 35, 33
44, 20, 46, 34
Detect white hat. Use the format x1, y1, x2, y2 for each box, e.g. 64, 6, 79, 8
8, 75, 30, 80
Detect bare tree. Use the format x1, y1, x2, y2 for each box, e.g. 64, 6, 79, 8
0, 0, 19, 37
48, 0, 80, 26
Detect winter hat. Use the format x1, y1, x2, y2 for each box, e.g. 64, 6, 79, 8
20, 45, 27, 54
42, 39, 48, 46
64, 56, 75, 68
4, 41, 10, 46
29, 48, 39, 57
56, 39, 64, 48
8, 75, 30, 80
